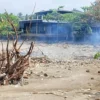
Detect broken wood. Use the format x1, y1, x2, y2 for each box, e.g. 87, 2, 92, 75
0, 11, 34, 85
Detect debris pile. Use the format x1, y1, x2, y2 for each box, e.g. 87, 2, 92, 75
0, 39, 34, 85
31, 57, 51, 64
0, 11, 34, 85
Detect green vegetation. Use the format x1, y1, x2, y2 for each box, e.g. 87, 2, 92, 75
0, 0, 100, 39
0, 13, 19, 35
94, 52, 100, 59
43, 9, 81, 22
43, 9, 92, 41
42, 0, 100, 41
72, 13, 92, 41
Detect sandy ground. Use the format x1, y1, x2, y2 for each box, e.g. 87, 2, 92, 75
0, 42, 100, 100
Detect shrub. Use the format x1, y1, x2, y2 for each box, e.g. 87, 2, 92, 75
94, 52, 100, 59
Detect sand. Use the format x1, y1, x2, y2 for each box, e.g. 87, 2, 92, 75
0, 42, 100, 100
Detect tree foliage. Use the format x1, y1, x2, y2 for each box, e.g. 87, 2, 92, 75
17, 12, 24, 20
44, 9, 80, 22
94, 52, 100, 59
82, 0, 100, 22
43, 8, 93, 41
0, 13, 19, 35
72, 13, 92, 41
0, 0, 99, 40
72, 0, 100, 41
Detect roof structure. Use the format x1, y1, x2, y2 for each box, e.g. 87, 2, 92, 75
19, 19, 70, 24
35, 10, 73, 15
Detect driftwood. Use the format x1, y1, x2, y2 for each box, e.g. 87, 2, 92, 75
0, 11, 34, 85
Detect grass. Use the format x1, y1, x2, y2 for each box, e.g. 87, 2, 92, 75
94, 52, 100, 59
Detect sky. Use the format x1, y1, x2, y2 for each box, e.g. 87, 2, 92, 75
0, 0, 95, 15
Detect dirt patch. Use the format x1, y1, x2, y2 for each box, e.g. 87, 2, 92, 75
0, 43, 100, 100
